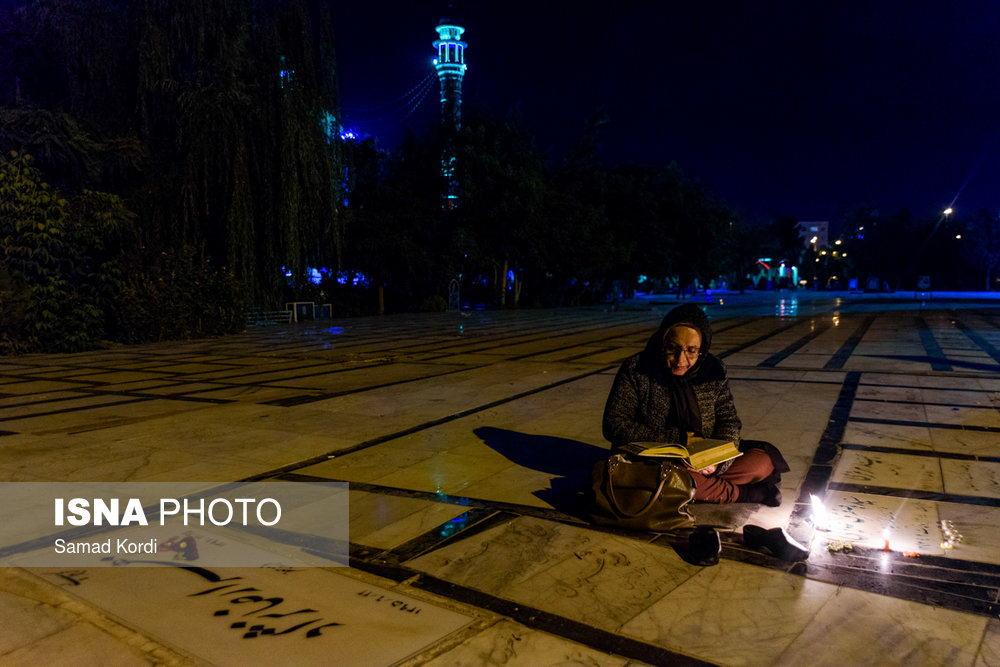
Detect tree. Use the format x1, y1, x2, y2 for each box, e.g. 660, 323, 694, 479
0, 152, 132, 352
962, 210, 1000, 290
4, 0, 344, 307
841, 205, 916, 289
455, 111, 546, 307
722, 217, 764, 293
543, 108, 620, 305
338, 133, 445, 313
670, 176, 738, 289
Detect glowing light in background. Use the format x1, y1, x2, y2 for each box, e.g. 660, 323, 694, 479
308, 267, 327, 285
335, 271, 370, 287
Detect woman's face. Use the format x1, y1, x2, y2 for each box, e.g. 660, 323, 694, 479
664, 325, 703, 376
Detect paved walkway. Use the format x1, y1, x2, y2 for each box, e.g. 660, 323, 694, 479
1, 291, 999, 665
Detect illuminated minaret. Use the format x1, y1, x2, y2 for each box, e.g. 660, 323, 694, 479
433, 19, 466, 206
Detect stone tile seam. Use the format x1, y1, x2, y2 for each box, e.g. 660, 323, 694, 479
839, 443, 1000, 463
416, 319, 657, 358
0, 397, 153, 424
759, 321, 835, 367
351, 561, 714, 667
916, 315, 953, 372
828, 481, 1000, 508
240, 363, 620, 482
280, 472, 1000, 616
848, 416, 1000, 433
853, 397, 999, 409
951, 310, 1000, 365
717, 317, 825, 360
824, 314, 877, 370
258, 363, 493, 407
857, 380, 999, 393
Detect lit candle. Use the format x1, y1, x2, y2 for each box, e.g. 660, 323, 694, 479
809, 495, 830, 531
882, 526, 891, 552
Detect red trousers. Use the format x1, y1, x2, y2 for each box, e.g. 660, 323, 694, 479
688, 448, 775, 503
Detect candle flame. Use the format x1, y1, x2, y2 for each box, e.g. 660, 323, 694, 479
810, 494, 830, 530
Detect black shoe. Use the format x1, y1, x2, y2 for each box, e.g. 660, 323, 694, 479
743, 524, 809, 561
688, 526, 721, 566
736, 482, 782, 507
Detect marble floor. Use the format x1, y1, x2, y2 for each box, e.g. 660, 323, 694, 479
1, 290, 999, 665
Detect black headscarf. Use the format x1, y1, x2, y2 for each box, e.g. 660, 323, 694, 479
639, 304, 724, 443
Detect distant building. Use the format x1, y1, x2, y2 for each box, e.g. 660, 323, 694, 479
796, 220, 828, 248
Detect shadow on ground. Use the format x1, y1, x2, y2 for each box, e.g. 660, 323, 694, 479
472, 426, 751, 566
473, 426, 607, 517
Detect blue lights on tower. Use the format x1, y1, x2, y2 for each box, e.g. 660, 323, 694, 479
433, 22, 467, 131
434, 20, 466, 207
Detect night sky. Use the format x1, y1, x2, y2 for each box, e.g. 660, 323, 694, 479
333, 2, 1000, 223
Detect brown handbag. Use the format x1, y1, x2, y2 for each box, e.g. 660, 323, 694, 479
588, 454, 696, 532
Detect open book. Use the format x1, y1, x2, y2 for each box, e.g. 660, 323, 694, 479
618, 438, 742, 470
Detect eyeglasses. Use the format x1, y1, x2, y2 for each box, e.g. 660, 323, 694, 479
665, 345, 702, 359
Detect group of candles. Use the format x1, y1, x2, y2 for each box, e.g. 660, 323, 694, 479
810, 495, 964, 556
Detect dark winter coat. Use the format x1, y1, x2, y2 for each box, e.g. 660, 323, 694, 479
602, 304, 742, 472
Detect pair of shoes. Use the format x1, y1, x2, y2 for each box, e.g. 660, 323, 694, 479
688, 526, 721, 566
743, 524, 809, 561
736, 482, 782, 507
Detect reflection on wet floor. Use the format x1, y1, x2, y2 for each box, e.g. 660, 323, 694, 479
776, 297, 798, 317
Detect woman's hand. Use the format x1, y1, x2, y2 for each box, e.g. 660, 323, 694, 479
696, 464, 717, 475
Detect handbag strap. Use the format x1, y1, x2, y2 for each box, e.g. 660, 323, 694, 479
605, 456, 670, 518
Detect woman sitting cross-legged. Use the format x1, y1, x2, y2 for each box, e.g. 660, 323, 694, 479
602, 303, 788, 505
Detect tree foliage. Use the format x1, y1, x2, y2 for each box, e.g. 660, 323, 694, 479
341, 111, 754, 309
0, 152, 128, 351
2, 0, 342, 309
961, 210, 1000, 291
